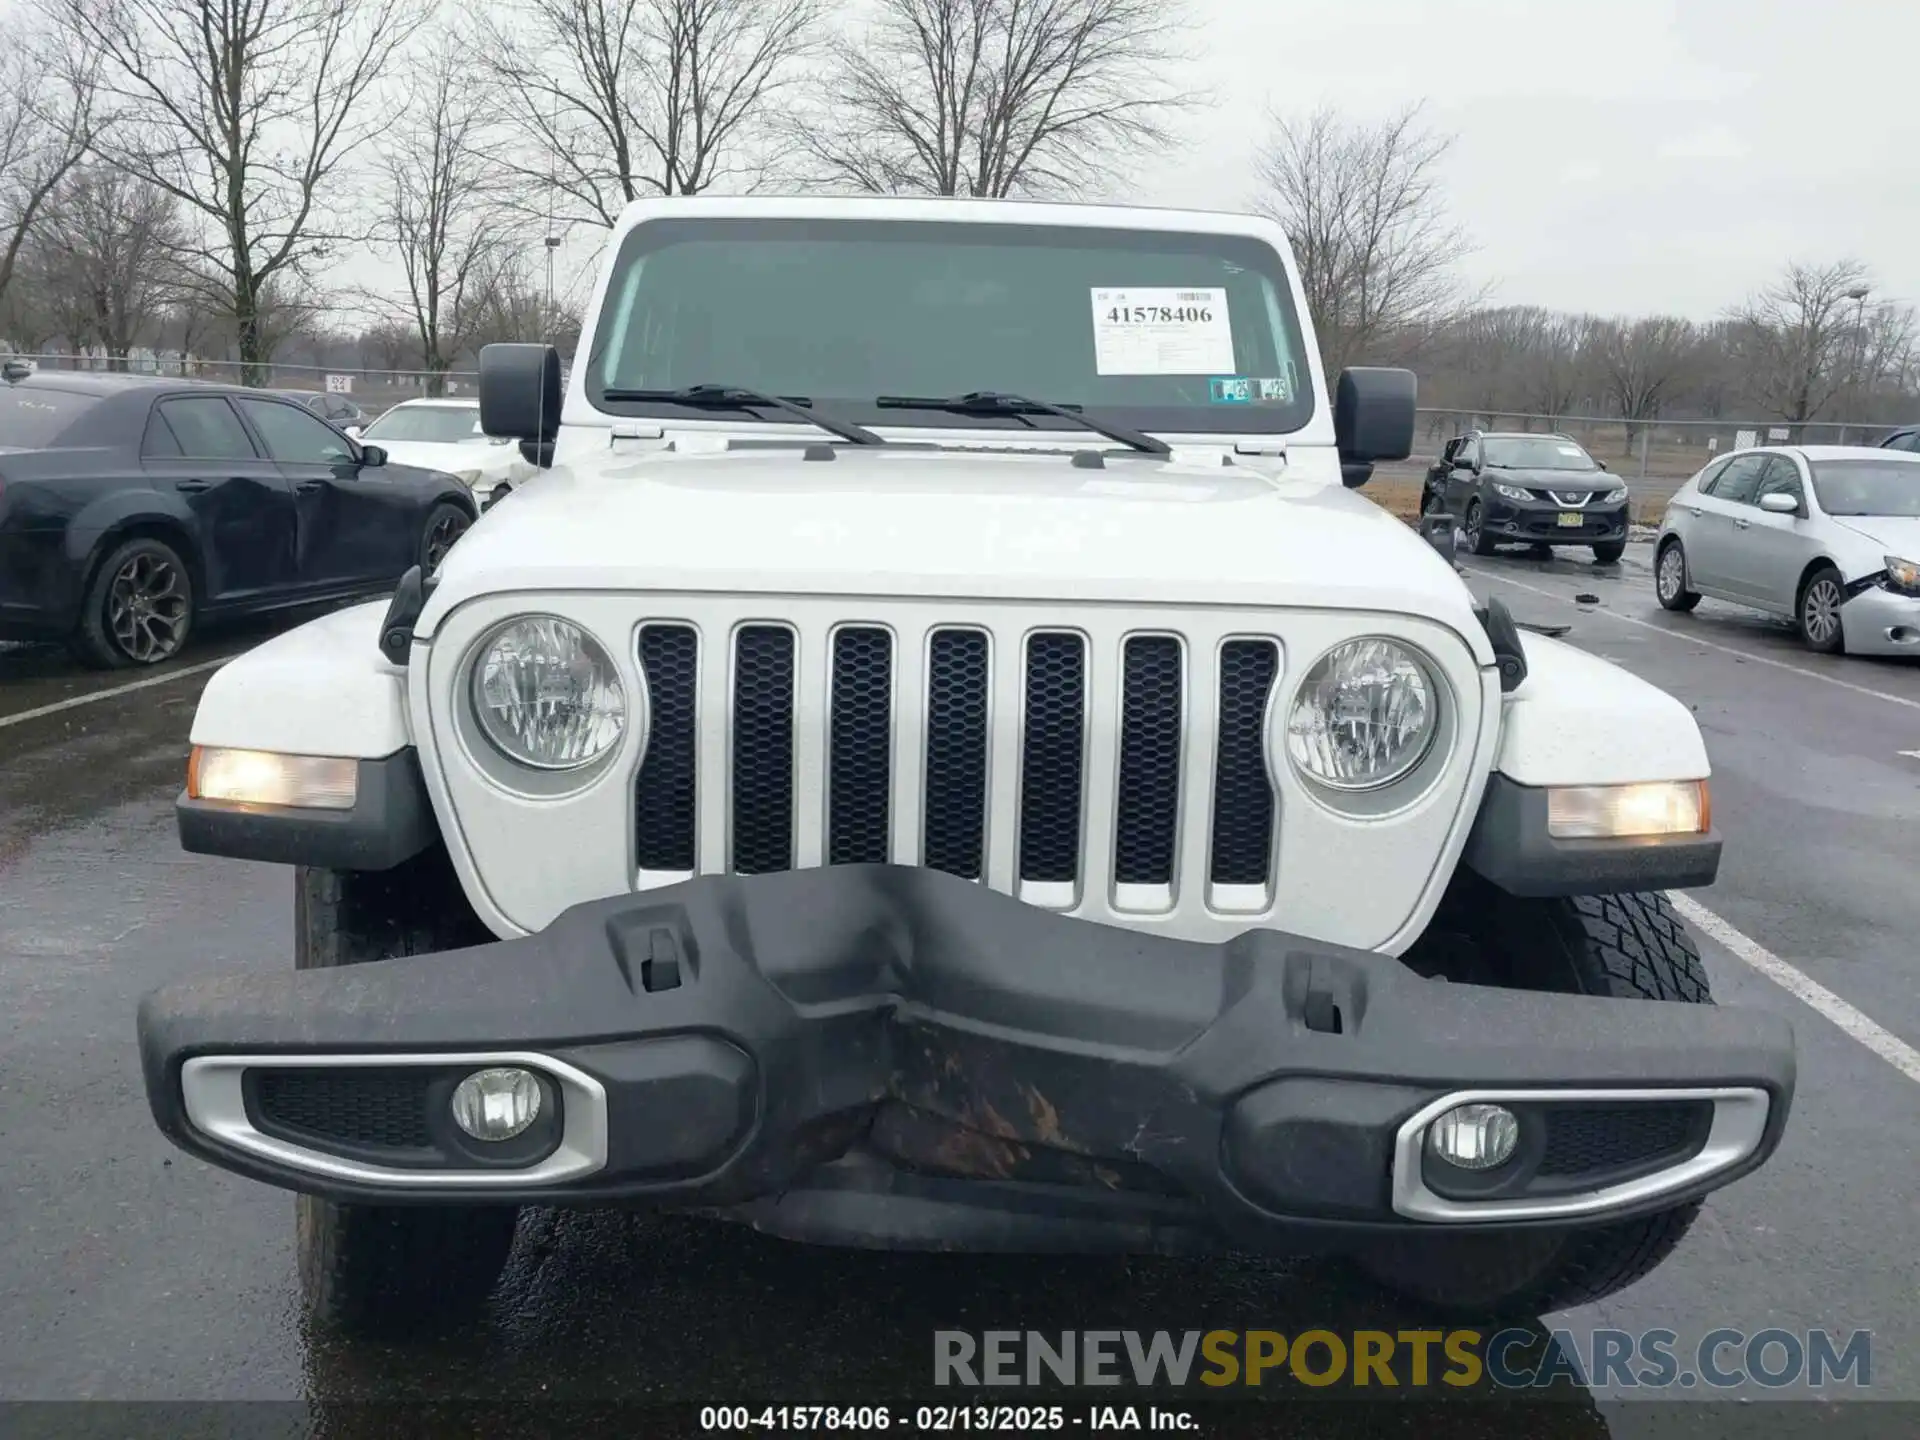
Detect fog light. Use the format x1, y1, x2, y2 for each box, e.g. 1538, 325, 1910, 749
450, 1067, 542, 1142
1546, 780, 1709, 838
187, 746, 357, 810
1426, 1103, 1519, 1170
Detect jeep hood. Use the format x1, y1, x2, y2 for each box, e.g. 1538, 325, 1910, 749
418, 447, 1485, 639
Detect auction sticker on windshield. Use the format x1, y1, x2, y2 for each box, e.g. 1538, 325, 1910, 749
1091, 287, 1234, 374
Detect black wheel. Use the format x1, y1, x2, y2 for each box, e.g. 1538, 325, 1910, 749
71, 536, 195, 669
420, 501, 471, 576
1592, 540, 1626, 565
1655, 538, 1700, 611
1797, 564, 1846, 654
293, 851, 517, 1336
1361, 880, 1714, 1317
1463, 499, 1497, 556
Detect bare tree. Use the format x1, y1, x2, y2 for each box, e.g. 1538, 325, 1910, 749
0, 17, 97, 317
374, 38, 515, 392
797, 0, 1197, 198
1253, 103, 1481, 375
469, 250, 588, 357
1723, 259, 1881, 427
485, 0, 820, 230
1591, 315, 1698, 444
65, 0, 425, 383
25, 164, 188, 367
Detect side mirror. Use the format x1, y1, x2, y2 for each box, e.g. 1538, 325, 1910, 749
360, 443, 388, 468
479, 342, 563, 469
1758, 492, 1800, 515
1334, 366, 1417, 488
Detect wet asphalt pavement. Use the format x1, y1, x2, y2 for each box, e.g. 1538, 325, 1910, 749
0, 555, 1914, 1433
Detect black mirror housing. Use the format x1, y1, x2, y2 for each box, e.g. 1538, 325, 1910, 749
359, 443, 387, 468
1333, 367, 1417, 488
479, 343, 563, 461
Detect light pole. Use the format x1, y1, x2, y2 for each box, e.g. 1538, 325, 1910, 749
1843, 283, 1871, 443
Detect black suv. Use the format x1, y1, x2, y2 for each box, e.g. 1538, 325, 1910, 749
1422, 430, 1630, 563
1879, 426, 1919, 453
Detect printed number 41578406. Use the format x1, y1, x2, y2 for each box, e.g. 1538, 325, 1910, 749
1105, 305, 1212, 324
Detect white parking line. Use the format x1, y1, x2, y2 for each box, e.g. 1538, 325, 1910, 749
1465, 564, 1920, 713
0, 655, 230, 732
1669, 891, 1920, 1086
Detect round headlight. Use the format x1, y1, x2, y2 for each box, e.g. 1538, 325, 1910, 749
471, 616, 626, 770
1283, 638, 1438, 791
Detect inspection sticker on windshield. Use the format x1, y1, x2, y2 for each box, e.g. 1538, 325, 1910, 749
1091, 288, 1234, 374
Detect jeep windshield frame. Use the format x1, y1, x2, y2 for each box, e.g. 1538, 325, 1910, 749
584, 217, 1316, 440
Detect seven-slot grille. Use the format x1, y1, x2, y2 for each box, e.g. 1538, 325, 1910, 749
633, 622, 1281, 904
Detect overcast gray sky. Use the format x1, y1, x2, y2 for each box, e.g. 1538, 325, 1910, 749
1138, 0, 1919, 320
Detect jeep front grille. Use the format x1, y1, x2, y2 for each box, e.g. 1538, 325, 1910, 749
633, 618, 1281, 910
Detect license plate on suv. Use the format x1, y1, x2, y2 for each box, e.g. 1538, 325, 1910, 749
1557, 512, 1584, 527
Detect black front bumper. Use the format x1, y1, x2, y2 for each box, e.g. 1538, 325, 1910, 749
1483, 496, 1629, 544
139, 866, 1794, 1250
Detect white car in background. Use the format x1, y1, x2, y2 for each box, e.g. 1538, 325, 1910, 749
1655, 445, 1920, 655
350, 397, 533, 507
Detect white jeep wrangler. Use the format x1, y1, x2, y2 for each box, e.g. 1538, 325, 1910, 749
141, 196, 1794, 1336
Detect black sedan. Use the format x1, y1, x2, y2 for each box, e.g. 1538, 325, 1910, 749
0, 369, 476, 668
1420, 430, 1631, 562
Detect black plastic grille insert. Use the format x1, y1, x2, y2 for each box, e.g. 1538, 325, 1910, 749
1209, 640, 1279, 885
829, 627, 894, 865
635, 625, 698, 871
252, 1068, 432, 1151
923, 629, 990, 879
1538, 1101, 1708, 1177
731, 625, 796, 874
1019, 632, 1087, 883
1114, 636, 1182, 885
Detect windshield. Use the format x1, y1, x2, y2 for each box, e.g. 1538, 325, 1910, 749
0, 386, 101, 448
1810, 458, 1920, 516
588, 218, 1315, 437
1481, 436, 1598, 472
362, 405, 484, 444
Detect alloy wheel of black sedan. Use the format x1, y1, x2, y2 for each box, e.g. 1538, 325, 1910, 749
423, 506, 471, 575
107, 547, 191, 663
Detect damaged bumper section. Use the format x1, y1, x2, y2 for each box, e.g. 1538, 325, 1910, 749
138, 866, 1794, 1251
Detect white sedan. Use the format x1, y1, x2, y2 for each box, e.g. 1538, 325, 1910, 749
1654, 444, 1920, 655
350, 398, 534, 508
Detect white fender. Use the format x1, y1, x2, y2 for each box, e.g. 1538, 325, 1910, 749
1494, 632, 1710, 786
188, 602, 412, 758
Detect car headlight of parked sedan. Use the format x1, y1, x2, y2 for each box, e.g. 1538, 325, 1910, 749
1491, 482, 1532, 502
1280, 637, 1439, 791
1600, 487, 1629, 504
469, 616, 629, 770
1883, 555, 1920, 596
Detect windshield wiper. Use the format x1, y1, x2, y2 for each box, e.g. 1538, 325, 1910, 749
601, 384, 886, 447
874, 390, 1170, 456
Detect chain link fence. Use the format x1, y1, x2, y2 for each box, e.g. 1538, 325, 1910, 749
2, 353, 481, 419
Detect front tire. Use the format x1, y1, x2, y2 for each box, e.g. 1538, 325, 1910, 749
1463, 499, 1498, 556
1798, 564, 1846, 654
1360, 882, 1712, 1316
419, 501, 471, 577
1592, 539, 1626, 564
1655, 538, 1701, 611
294, 852, 517, 1335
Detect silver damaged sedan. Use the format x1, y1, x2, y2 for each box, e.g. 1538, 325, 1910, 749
1655, 445, 1920, 656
